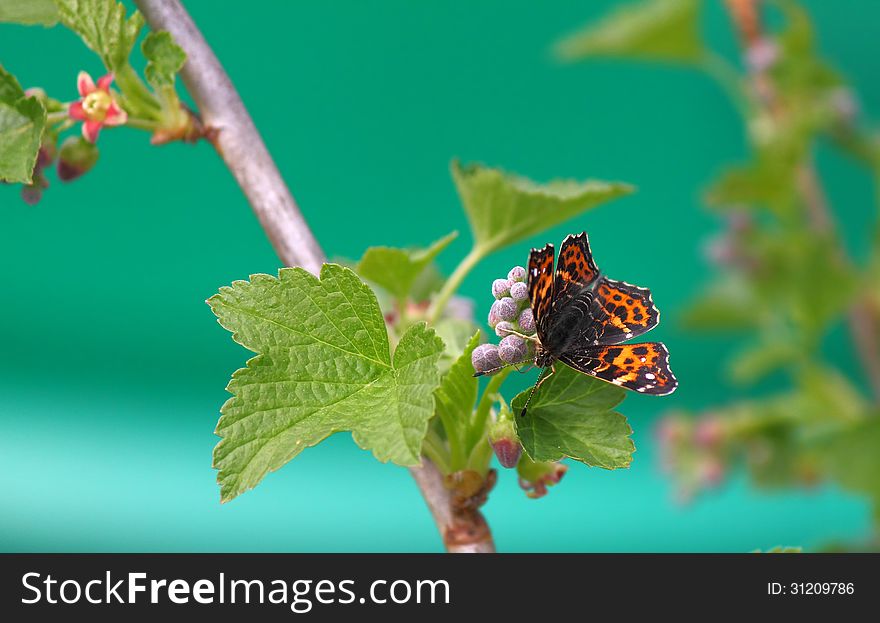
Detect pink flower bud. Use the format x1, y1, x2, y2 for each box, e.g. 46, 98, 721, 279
492, 279, 512, 299
472, 343, 502, 375
507, 266, 526, 282
488, 415, 521, 469
510, 281, 528, 302
518, 308, 535, 334
495, 297, 518, 321
498, 335, 528, 363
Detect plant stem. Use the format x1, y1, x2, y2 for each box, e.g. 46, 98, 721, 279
428, 247, 482, 325
136, 0, 495, 552
700, 51, 751, 117
409, 460, 495, 553
469, 368, 512, 450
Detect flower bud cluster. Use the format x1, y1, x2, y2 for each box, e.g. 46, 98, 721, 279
471, 266, 536, 375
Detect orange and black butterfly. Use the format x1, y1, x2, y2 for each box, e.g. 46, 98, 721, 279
521, 232, 677, 415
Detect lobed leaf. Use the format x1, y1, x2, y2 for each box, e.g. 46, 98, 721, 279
512, 365, 634, 469
451, 160, 632, 259
142, 31, 186, 90
54, 0, 144, 71
556, 0, 704, 64
209, 264, 444, 502
433, 332, 481, 461
0, 0, 58, 25
357, 231, 457, 300
0, 64, 46, 184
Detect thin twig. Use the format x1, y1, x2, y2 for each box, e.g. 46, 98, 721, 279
135, 0, 494, 551
724, 0, 880, 402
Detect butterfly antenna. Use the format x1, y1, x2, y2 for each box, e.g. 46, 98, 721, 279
519, 368, 547, 417
473, 362, 516, 378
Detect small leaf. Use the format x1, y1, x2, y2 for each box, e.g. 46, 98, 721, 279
142, 31, 186, 90
0, 64, 46, 184
433, 317, 479, 374
556, 0, 704, 64
54, 0, 144, 70
728, 340, 799, 385
452, 160, 632, 259
357, 231, 457, 300
0, 0, 58, 25
681, 278, 763, 331
512, 365, 634, 469
209, 264, 444, 502
433, 332, 481, 466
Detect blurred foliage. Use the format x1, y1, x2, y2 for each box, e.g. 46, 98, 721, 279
563, 0, 880, 547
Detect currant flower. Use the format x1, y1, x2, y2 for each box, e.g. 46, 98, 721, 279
68, 71, 128, 143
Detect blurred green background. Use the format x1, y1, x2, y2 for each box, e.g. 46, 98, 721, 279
1, 0, 877, 551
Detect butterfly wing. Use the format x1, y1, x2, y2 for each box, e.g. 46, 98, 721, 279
552, 232, 600, 310
559, 342, 677, 395
528, 243, 555, 338
588, 277, 660, 345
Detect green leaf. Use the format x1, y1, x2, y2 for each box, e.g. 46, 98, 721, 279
512, 365, 634, 469
357, 231, 457, 300
0, 64, 46, 184
142, 31, 186, 90
556, 0, 704, 64
821, 418, 880, 520
728, 340, 799, 385
433, 332, 480, 468
452, 160, 633, 259
209, 264, 444, 502
433, 317, 479, 374
0, 0, 58, 25
54, 0, 144, 71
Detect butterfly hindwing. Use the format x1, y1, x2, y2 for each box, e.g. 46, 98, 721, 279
559, 342, 677, 395
589, 277, 660, 345
552, 232, 600, 310
528, 243, 555, 335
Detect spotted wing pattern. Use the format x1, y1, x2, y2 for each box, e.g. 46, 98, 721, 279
528, 243, 555, 336
587, 277, 660, 345
559, 342, 677, 395
552, 232, 600, 310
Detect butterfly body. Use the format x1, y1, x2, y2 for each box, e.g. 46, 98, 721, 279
524, 232, 677, 409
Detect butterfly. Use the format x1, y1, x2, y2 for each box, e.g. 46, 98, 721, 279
520, 232, 677, 416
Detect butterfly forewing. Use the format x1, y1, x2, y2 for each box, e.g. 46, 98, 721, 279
552, 232, 600, 310
559, 342, 677, 395
528, 243, 555, 338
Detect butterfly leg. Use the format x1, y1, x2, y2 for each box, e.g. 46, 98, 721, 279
519, 365, 556, 417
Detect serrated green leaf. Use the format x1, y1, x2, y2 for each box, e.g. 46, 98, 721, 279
556, 0, 704, 64
357, 231, 457, 300
54, 0, 143, 70
209, 264, 444, 502
433, 332, 480, 468
512, 366, 634, 469
452, 160, 633, 259
0, 0, 58, 25
0, 64, 46, 184
142, 31, 186, 90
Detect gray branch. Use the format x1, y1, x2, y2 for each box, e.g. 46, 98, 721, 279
135, 0, 493, 551
134, 0, 324, 274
